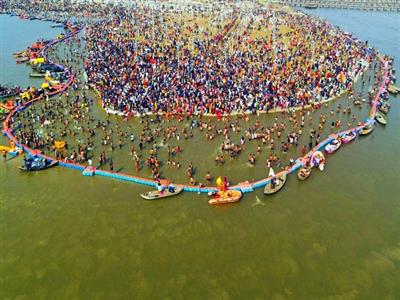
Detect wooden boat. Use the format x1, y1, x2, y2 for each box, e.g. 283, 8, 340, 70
341, 131, 357, 144
264, 173, 287, 195
51, 24, 64, 28
19, 159, 58, 171
387, 85, 399, 94
29, 73, 46, 78
208, 189, 242, 205
303, 4, 318, 9
311, 151, 325, 171
378, 104, 390, 114
297, 166, 312, 181
16, 57, 29, 64
359, 124, 374, 136
13, 51, 26, 57
141, 186, 183, 200
375, 112, 387, 125
325, 139, 342, 154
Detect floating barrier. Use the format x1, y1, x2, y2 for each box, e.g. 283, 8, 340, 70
1, 23, 391, 196
82, 166, 95, 176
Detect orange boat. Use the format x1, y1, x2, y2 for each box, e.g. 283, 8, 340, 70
208, 190, 243, 205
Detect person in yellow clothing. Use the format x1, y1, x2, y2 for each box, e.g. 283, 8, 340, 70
216, 176, 222, 190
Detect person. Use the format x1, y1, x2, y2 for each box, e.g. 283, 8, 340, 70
168, 183, 175, 193
24, 155, 31, 170
222, 177, 228, 192
157, 182, 164, 194
271, 177, 277, 188
109, 159, 113, 171
216, 176, 223, 190
205, 172, 212, 185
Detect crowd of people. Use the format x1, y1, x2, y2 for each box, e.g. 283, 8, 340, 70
82, 4, 373, 116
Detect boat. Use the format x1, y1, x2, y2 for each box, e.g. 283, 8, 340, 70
359, 124, 374, 136
208, 189, 243, 205
387, 84, 399, 94
13, 51, 26, 57
37, 64, 64, 73
375, 112, 387, 125
311, 151, 325, 171
378, 103, 390, 114
16, 57, 29, 64
264, 173, 287, 195
29, 73, 46, 78
19, 157, 58, 171
325, 138, 342, 154
0, 85, 20, 99
50, 24, 64, 28
303, 4, 318, 9
297, 166, 312, 181
141, 186, 183, 200
341, 131, 357, 144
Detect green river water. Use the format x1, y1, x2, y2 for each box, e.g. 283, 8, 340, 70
1, 10, 400, 299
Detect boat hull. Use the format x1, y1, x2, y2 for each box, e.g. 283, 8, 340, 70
297, 167, 312, 181
341, 131, 356, 144
141, 187, 183, 200
208, 190, 242, 204
19, 160, 58, 171
264, 174, 287, 195
375, 112, 387, 125
359, 125, 374, 136
325, 140, 342, 154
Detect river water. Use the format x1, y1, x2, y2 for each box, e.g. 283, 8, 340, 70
1, 10, 400, 299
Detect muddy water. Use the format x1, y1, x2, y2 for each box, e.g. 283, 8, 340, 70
1, 10, 399, 299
